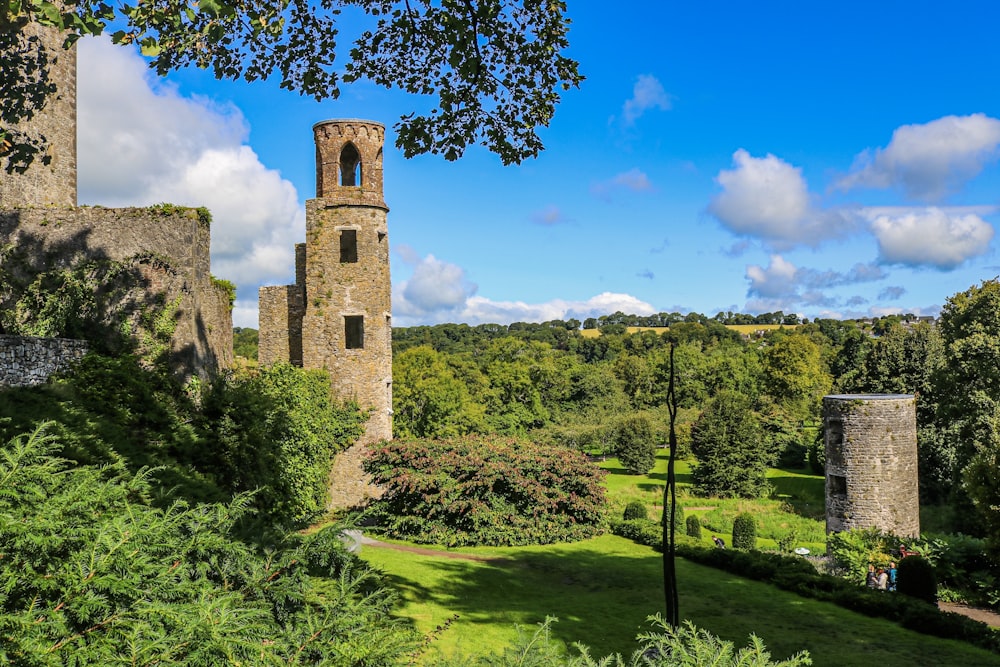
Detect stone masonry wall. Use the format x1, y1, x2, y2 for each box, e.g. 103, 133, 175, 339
0, 23, 77, 208
0, 335, 88, 388
0, 206, 233, 380
824, 394, 920, 538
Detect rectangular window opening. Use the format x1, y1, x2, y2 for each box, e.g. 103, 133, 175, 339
345, 315, 364, 349
340, 229, 358, 263
829, 474, 847, 496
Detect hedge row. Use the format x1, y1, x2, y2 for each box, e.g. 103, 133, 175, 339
609, 519, 1000, 655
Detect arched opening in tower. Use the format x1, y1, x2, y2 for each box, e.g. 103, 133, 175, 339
340, 143, 362, 186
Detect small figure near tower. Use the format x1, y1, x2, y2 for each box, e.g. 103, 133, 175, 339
823, 394, 920, 539
259, 119, 392, 509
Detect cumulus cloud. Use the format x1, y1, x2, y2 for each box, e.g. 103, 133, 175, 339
865, 207, 994, 269
708, 150, 856, 247
531, 205, 569, 226
77, 36, 303, 311
391, 248, 655, 326
394, 250, 478, 318
620, 74, 671, 126
837, 114, 1000, 200
746, 255, 887, 305
746, 255, 799, 298
590, 168, 654, 199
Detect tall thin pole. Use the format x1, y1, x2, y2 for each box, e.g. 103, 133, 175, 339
663, 343, 679, 626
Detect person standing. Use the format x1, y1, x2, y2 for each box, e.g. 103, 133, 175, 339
866, 564, 877, 588
876, 567, 889, 590
888, 561, 898, 591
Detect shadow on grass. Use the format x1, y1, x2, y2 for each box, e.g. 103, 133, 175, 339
769, 468, 825, 521
376, 543, 664, 659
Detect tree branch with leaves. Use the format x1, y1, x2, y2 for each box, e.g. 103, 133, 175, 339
2, 0, 583, 174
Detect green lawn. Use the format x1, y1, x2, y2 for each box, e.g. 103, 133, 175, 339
359, 448, 1000, 665
361, 533, 1000, 666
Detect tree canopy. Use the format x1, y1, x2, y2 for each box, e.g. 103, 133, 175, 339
2, 0, 582, 173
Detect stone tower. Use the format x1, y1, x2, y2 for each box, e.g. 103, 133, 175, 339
823, 394, 919, 538
0, 23, 77, 207
259, 119, 392, 509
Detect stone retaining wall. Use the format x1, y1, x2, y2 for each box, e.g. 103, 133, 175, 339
0, 335, 88, 388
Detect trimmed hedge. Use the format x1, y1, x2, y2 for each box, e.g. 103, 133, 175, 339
609, 524, 1000, 655
897, 555, 937, 605
686, 515, 702, 539
732, 512, 756, 550
623, 500, 648, 521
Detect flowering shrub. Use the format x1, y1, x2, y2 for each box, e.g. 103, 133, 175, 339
364, 437, 607, 546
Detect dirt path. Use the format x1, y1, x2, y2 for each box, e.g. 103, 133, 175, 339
939, 602, 1000, 628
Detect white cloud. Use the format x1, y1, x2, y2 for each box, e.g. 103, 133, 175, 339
708, 150, 856, 247
866, 207, 994, 269
620, 74, 671, 126
746, 255, 799, 298
391, 248, 655, 326
77, 36, 303, 316
838, 114, 1000, 200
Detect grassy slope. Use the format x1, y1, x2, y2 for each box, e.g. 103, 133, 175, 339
361, 450, 1000, 665
362, 534, 1000, 666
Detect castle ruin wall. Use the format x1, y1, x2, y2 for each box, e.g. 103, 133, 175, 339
0, 335, 88, 388
0, 206, 233, 379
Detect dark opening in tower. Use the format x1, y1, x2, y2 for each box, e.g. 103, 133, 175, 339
340, 229, 358, 263
340, 143, 361, 186
345, 315, 364, 349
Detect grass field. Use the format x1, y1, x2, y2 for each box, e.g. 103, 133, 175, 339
361, 534, 1000, 665
359, 449, 1000, 665
578, 323, 793, 338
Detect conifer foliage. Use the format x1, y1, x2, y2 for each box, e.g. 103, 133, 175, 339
0, 425, 417, 665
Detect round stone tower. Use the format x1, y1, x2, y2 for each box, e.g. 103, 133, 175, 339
823, 394, 919, 538
0, 23, 77, 208
303, 119, 392, 509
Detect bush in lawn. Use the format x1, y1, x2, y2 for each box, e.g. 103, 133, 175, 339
686, 514, 702, 539
662, 498, 685, 534
732, 512, 757, 550
0, 425, 417, 664
897, 555, 937, 605
364, 436, 607, 546
612, 414, 657, 474
623, 500, 648, 521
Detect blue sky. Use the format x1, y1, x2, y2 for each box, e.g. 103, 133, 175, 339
75, 1, 1000, 328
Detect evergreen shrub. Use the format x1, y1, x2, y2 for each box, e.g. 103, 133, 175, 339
732, 512, 757, 550
613, 415, 657, 474
686, 514, 702, 539
897, 555, 937, 605
364, 436, 606, 546
662, 499, 685, 534
0, 426, 417, 664
623, 500, 648, 521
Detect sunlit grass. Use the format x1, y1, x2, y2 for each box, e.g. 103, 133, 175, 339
600, 449, 827, 551
361, 534, 999, 666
